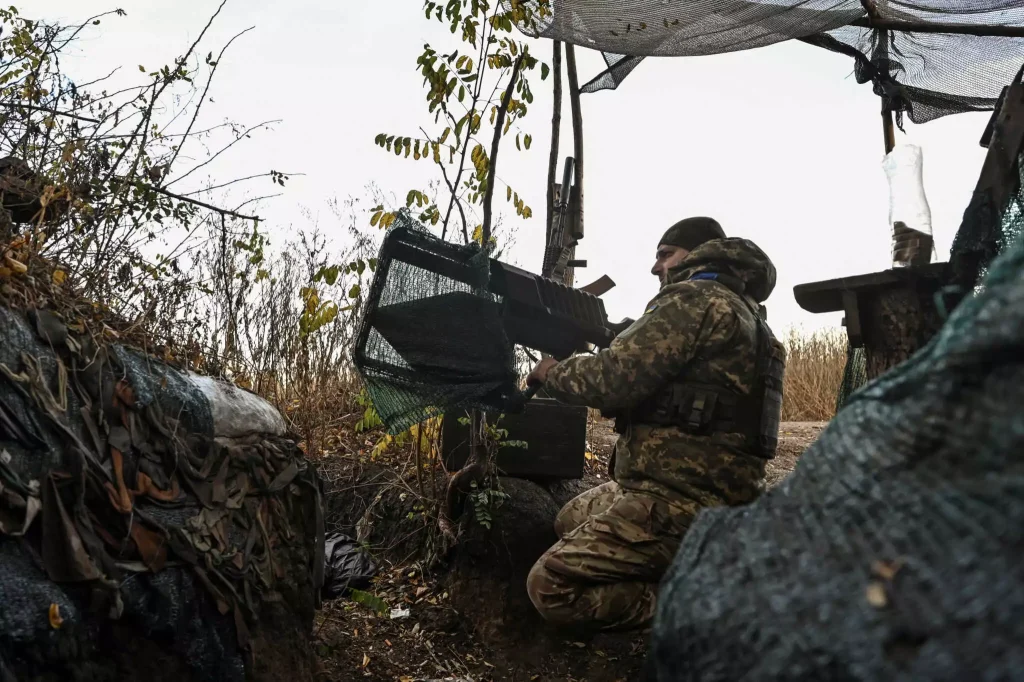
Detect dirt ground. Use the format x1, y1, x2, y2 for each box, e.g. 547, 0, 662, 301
313, 420, 826, 681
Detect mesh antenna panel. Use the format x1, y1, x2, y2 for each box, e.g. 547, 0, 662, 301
353, 211, 617, 434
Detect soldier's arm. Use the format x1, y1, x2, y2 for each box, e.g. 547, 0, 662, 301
542, 285, 736, 412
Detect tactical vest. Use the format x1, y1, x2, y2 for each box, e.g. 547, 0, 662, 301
608, 272, 784, 459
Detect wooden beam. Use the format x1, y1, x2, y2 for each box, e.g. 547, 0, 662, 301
852, 16, 1024, 38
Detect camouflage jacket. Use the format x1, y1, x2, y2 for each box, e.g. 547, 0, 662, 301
543, 238, 786, 508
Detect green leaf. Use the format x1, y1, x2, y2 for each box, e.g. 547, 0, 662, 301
541, 63, 550, 80
348, 284, 361, 299
348, 589, 388, 615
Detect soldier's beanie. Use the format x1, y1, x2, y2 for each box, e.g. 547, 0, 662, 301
659, 217, 726, 250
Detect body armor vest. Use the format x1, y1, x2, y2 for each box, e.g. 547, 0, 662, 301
609, 272, 784, 459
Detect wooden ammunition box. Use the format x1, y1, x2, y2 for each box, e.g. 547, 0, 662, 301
441, 397, 587, 480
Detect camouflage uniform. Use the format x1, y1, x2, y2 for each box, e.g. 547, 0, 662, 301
526, 237, 785, 631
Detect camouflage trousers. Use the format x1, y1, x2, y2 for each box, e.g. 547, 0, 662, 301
526, 481, 696, 631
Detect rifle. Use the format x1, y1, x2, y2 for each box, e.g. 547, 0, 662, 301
542, 157, 577, 282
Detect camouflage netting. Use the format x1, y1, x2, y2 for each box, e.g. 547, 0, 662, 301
0, 267, 324, 680
645, 160, 1024, 680
510, 1, 1024, 126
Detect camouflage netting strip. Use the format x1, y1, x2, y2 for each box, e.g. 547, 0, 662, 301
647, 180, 1024, 680
0, 272, 324, 679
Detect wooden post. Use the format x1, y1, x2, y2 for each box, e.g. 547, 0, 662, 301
564, 44, 584, 288
546, 40, 563, 258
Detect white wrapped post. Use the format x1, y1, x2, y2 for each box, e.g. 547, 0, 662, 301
882, 143, 935, 268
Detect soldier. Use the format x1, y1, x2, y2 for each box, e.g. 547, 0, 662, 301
524, 216, 786, 631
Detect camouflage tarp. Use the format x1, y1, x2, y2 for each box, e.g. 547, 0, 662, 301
0, 299, 325, 681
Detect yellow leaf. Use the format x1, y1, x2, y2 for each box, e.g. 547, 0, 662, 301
48, 603, 63, 629
584, 451, 593, 460
4, 254, 27, 274
361, 653, 370, 668
52, 269, 66, 285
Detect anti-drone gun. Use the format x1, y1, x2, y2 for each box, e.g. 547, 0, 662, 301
352, 212, 627, 433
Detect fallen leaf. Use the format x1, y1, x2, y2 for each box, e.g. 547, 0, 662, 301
361, 653, 370, 668
400, 677, 414, 682
48, 603, 63, 629
385, 639, 392, 647
871, 558, 905, 581
571, 641, 587, 648
865, 581, 888, 608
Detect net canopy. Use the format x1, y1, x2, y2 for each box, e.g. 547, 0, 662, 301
511, 1, 1024, 124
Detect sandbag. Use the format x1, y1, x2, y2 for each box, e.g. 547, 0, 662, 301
646, 229, 1024, 680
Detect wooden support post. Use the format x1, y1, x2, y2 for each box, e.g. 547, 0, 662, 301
883, 105, 896, 155
564, 44, 584, 288
546, 40, 563, 258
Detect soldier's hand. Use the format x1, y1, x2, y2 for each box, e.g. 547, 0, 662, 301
526, 357, 558, 387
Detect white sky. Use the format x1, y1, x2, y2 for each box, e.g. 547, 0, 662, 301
35, 0, 993, 334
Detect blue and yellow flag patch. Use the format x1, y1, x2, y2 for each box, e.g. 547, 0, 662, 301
644, 302, 659, 315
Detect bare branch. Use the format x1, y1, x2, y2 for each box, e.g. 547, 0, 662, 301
481, 54, 525, 246
0, 102, 100, 124
152, 184, 261, 222
164, 119, 281, 189
183, 171, 304, 196
161, 25, 256, 181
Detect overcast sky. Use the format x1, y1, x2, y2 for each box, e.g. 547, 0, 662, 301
35, 0, 992, 334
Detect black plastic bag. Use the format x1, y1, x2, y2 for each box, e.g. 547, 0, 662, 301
321, 533, 378, 600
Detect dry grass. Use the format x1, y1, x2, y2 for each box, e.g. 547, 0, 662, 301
780, 327, 848, 422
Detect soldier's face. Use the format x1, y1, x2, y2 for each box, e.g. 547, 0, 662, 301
651, 244, 690, 285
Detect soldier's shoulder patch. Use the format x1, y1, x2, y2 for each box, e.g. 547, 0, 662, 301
644, 302, 659, 315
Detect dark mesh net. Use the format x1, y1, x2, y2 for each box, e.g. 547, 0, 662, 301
646, 155, 1024, 682
511, 1, 1024, 124
353, 212, 523, 435
835, 344, 867, 412
950, 148, 1024, 291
